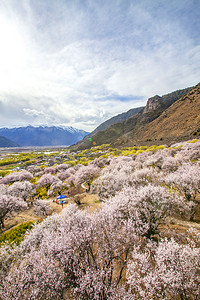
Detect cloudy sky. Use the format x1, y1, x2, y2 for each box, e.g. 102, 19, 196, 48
0, 0, 199, 132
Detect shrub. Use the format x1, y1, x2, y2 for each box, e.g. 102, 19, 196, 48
0, 221, 35, 246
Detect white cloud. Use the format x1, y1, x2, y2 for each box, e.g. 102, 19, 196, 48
0, 0, 199, 131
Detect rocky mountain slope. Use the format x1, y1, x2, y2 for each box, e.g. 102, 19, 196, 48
121, 83, 200, 146
0, 126, 89, 147
73, 86, 193, 149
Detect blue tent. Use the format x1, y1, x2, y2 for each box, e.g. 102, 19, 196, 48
56, 195, 66, 200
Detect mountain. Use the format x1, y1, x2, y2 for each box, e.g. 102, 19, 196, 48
121, 82, 200, 146
0, 126, 89, 147
0, 136, 19, 147
90, 106, 144, 135
73, 86, 194, 149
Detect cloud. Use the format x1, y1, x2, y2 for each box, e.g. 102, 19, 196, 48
23, 108, 51, 119
0, 0, 200, 131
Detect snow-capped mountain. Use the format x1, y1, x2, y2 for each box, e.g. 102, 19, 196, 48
0, 126, 89, 147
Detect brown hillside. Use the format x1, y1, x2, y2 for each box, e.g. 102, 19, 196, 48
73, 86, 193, 150
119, 83, 200, 146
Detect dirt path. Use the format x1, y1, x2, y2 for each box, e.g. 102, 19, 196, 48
1, 207, 41, 234
1, 192, 101, 235
171, 218, 200, 230
3, 190, 199, 236
50, 192, 101, 212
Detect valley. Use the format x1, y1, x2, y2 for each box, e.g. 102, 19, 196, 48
0, 138, 200, 299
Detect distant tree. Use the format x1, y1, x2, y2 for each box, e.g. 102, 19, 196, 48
88, 157, 110, 168
161, 156, 181, 172
0, 170, 33, 184
44, 167, 55, 174
53, 163, 70, 173
56, 167, 76, 181
47, 180, 66, 196
18, 170, 33, 181
33, 200, 52, 216
135, 151, 150, 163
37, 174, 60, 192
92, 156, 134, 199
27, 165, 41, 175
56, 164, 81, 181
129, 167, 159, 186
93, 161, 159, 201
72, 164, 100, 186
8, 181, 34, 201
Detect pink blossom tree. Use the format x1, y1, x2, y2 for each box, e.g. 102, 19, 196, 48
165, 162, 200, 220
33, 200, 53, 216
0, 243, 18, 294
37, 173, 60, 193
8, 181, 35, 201
56, 164, 81, 181
105, 184, 186, 239
53, 163, 70, 173
47, 180, 66, 196
0, 184, 8, 195
27, 165, 41, 175
92, 161, 160, 201
1, 205, 137, 299
127, 237, 200, 299
88, 157, 110, 168
0, 195, 28, 229
1, 247, 65, 300
18, 170, 34, 181
64, 164, 100, 190
0, 170, 33, 184
44, 167, 55, 174
56, 167, 75, 181
161, 156, 181, 172
91, 157, 134, 199
72, 164, 100, 186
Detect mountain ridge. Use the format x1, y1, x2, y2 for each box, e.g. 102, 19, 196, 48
73, 85, 194, 149
0, 136, 20, 147
125, 82, 200, 146
89, 106, 144, 136
0, 126, 89, 147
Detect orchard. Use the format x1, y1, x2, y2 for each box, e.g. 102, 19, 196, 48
0, 139, 200, 299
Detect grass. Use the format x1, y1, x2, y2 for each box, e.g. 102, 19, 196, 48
0, 221, 36, 246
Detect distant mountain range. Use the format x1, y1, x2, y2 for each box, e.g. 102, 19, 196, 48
0, 136, 19, 147
1, 83, 199, 149
73, 84, 199, 149
0, 126, 89, 147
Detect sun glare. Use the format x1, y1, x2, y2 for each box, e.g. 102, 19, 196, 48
0, 17, 29, 89
0, 18, 27, 68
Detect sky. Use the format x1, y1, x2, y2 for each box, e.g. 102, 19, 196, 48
0, 0, 200, 132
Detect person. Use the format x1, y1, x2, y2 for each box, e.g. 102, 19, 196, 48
86, 182, 90, 193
